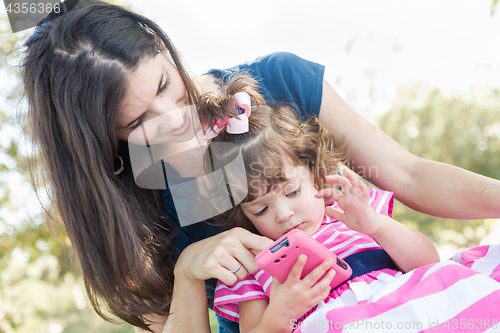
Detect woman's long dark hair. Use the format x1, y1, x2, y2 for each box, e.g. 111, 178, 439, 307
21, 0, 197, 330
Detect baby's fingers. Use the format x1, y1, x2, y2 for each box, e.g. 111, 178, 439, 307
354, 179, 370, 200
325, 206, 344, 221
286, 255, 308, 283
342, 169, 370, 200
342, 169, 359, 188
325, 174, 352, 195
315, 187, 343, 202
303, 258, 334, 288
310, 269, 335, 303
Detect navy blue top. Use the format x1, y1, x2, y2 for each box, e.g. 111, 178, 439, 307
162, 52, 325, 257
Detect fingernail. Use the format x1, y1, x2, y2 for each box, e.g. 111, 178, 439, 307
323, 259, 333, 268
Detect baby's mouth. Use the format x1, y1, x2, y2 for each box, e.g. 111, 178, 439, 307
285, 223, 304, 234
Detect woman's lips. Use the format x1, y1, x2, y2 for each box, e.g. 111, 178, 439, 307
167, 110, 191, 135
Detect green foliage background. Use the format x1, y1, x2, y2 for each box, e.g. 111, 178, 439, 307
0, 1, 499, 332
377, 84, 500, 250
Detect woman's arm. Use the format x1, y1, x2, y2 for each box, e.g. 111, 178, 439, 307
133, 275, 209, 333
147, 228, 274, 333
161, 270, 211, 332
318, 80, 500, 219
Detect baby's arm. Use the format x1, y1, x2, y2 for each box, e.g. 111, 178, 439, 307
316, 169, 440, 272
238, 256, 335, 333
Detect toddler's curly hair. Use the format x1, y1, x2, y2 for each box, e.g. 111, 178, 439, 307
197, 74, 350, 234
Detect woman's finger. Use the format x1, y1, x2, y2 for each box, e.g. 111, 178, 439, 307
235, 228, 274, 256
232, 265, 249, 281
218, 254, 249, 281
213, 228, 271, 276
210, 263, 239, 286
209, 259, 248, 285
215, 233, 257, 273
203, 249, 251, 285
227, 228, 274, 274
177, 227, 269, 283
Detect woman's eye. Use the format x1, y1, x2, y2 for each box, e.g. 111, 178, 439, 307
159, 76, 170, 93
130, 114, 145, 130
254, 206, 268, 217
286, 185, 302, 198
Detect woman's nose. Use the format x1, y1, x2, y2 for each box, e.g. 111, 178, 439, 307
151, 96, 187, 117
143, 98, 190, 142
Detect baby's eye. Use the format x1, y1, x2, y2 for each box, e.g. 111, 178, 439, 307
254, 206, 268, 217
286, 185, 302, 198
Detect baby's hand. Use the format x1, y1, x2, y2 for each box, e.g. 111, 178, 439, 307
316, 169, 382, 237
267, 255, 335, 323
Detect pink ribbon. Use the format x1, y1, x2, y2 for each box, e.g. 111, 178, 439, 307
203, 92, 252, 139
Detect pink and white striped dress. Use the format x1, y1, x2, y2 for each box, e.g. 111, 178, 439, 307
214, 188, 500, 332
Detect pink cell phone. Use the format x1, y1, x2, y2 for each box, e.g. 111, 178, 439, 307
255, 229, 352, 290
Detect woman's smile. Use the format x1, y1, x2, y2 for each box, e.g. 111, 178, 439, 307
167, 110, 191, 135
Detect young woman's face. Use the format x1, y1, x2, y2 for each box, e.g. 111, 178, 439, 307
241, 165, 326, 240
117, 52, 190, 144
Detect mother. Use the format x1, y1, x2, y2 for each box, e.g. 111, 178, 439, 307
21, 0, 500, 332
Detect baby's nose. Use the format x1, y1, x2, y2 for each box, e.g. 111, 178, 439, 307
276, 206, 294, 223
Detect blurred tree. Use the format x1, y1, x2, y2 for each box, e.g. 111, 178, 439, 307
492, 0, 499, 16
377, 83, 500, 250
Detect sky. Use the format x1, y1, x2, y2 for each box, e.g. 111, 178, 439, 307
124, 0, 500, 121
2, 0, 499, 118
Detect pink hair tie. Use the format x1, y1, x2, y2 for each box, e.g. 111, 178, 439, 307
204, 92, 252, 139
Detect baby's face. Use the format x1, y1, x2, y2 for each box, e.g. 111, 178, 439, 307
241, 165, 325, 240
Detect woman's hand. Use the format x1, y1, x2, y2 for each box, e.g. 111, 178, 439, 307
316, 169, 383, 237
175, 227, 273, 285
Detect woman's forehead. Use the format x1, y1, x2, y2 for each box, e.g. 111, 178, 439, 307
119, 55, 166, 125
